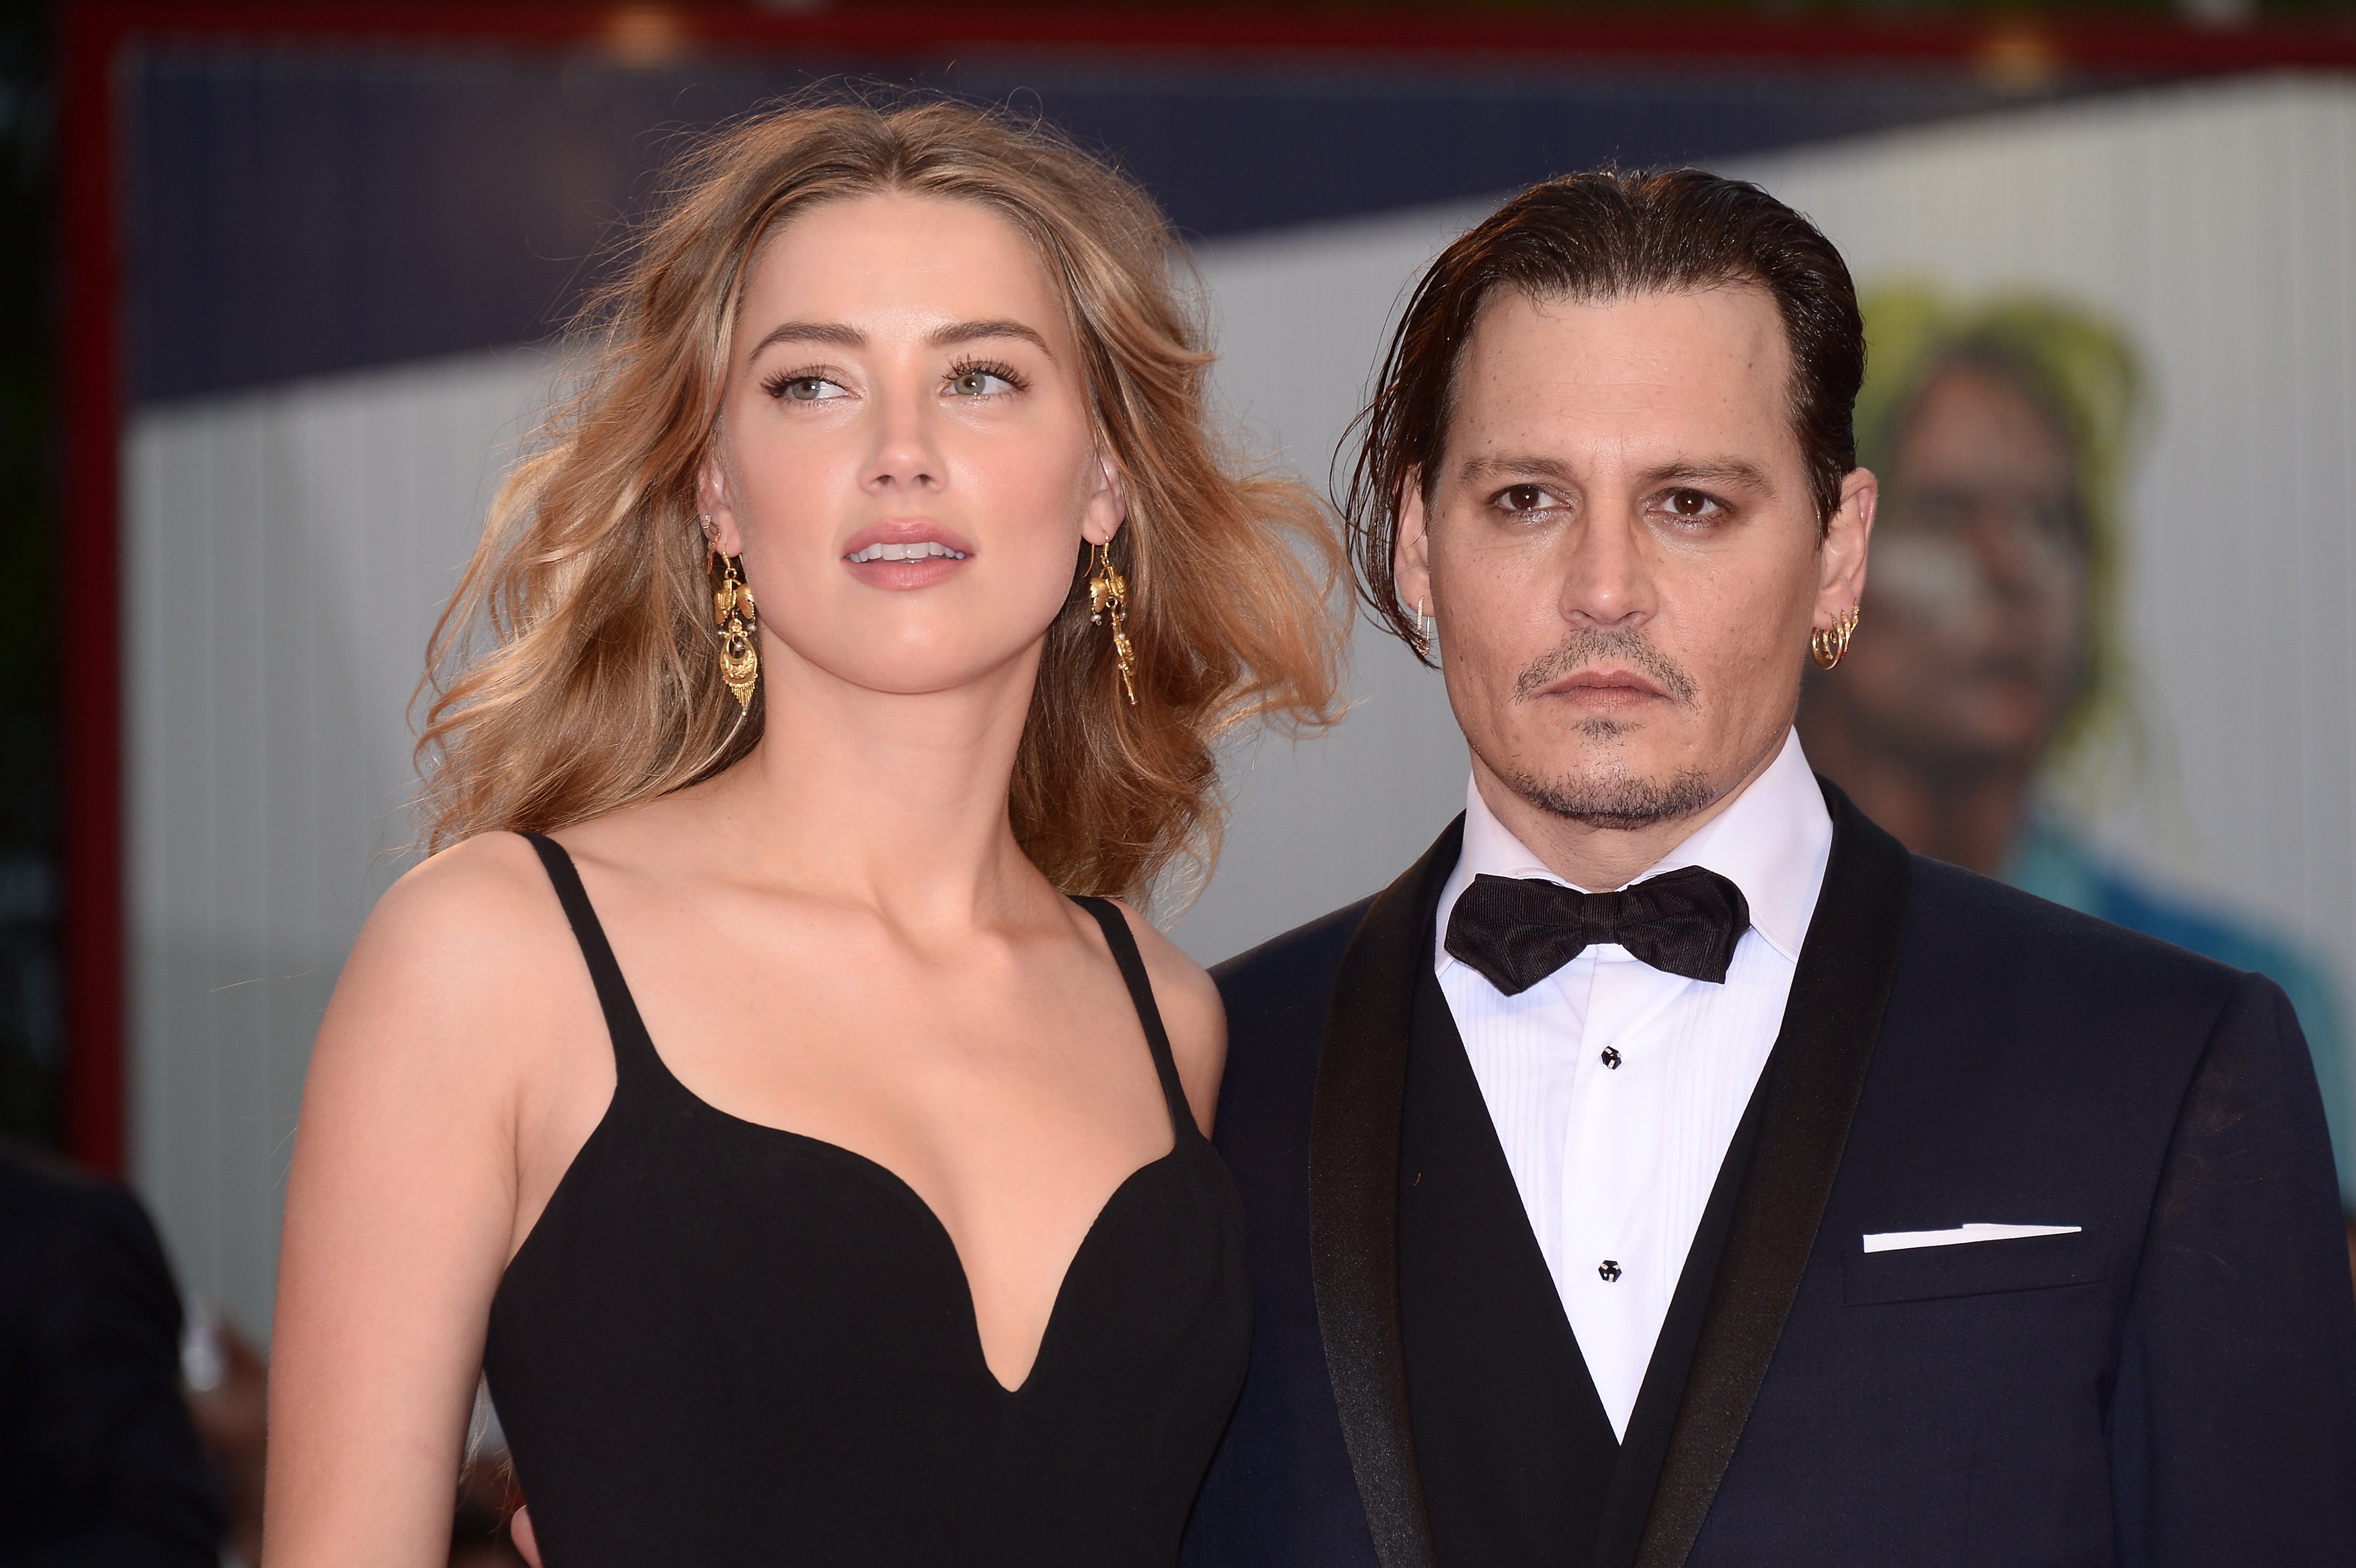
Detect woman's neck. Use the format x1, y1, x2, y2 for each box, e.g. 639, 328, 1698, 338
699, 641, 1051, 929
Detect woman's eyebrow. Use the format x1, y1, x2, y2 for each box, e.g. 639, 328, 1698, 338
929, 319, 1054, 357
747, 321, 865, 355
743, 319, 1054, 359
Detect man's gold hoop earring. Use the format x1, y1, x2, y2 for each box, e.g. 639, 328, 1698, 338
1409, 598, 1433, 662
1811, 605, 1860, 671
711, 551, 760, 711
1087, 540, 1137, 706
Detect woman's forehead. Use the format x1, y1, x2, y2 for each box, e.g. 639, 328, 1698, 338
740, 193, 1068, 346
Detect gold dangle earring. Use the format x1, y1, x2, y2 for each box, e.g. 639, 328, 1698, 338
1087, 540, 1137, 705
710, 546, 761, 711
1810, 605, 1860, 671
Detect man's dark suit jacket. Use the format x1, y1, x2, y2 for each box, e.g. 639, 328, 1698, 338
0, 1149, 219, 1566
1183, 782, 2356, 1568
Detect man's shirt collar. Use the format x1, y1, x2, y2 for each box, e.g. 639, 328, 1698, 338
1437, 728, 1833, 971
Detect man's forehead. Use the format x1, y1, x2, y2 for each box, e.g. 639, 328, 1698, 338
1469, 281, 1787, 378
1442, 282, 1797, 466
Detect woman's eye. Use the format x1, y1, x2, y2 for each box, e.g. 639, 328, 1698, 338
772, 375, 845, 403
1499, 484, 1554, 512
948, 368, 1018, 398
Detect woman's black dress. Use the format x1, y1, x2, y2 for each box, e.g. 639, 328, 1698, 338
482, 835, 1251, 1566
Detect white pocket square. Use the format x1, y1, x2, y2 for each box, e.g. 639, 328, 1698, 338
1861, 1223, 2082, 1254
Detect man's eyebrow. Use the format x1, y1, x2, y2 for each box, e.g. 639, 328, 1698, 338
746, 321, 866, 355
1638, 458, 1776, 492
1457, 455, 1581, 487
928, 319, 1054, 356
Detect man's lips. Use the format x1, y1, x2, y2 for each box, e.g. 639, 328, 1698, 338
1537, 669, 1670, 702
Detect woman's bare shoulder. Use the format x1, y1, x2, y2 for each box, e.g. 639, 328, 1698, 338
358, 832, 565, 962
1103, 901, 1226, 1135
371, 829, 555, 931
322, 832, 586, 1077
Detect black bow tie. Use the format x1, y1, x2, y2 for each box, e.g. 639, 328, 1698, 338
1444, 865, 1751, 994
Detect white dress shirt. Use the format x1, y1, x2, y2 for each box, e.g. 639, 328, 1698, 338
1432, 729, 1832, 1439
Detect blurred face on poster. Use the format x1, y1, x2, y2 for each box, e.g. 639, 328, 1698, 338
1836, 356, 2090, 779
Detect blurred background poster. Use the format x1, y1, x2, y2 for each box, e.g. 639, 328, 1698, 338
7, 0, 2355, 1415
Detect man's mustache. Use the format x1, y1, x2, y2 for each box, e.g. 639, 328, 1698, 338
1512, 628, 1700, 706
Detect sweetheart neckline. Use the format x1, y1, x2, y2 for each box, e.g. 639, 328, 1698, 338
648, 1021, 1195, 1395
731, 1121, 1186, 1395
506, 1035, 1190, 1397
507, 843, 1202, 1396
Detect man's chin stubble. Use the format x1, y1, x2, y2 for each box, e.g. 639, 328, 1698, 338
1503, 753, 1718, 831
1491, 625, 1721, 828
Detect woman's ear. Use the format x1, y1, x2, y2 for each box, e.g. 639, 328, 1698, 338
1080, 450, 1127, 547
696, 456, 745, 557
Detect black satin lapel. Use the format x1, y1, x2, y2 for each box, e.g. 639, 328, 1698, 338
1629, 780, 1913, 1568
1310, 816, 1463, 1568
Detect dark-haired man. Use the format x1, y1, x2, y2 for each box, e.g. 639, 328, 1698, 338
1182, 172, 2356, 1568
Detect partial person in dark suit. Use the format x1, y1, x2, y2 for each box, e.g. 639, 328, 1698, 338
0, 1146, 220, 1565
1183, 171, 2356, 1568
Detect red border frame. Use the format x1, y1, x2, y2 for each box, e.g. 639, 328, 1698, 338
53, 2, 2356, 1173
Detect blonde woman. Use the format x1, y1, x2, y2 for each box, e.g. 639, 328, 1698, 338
262, 98, 1342, 1567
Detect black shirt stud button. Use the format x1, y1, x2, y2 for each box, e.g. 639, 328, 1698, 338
1598, 1260, 1622, 1283
1601, 1046, 1623, 1070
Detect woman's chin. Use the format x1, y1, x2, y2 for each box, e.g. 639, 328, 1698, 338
784, 643, 1047, 703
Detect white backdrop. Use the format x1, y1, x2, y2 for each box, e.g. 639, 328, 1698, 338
124, 74, 2356, 1335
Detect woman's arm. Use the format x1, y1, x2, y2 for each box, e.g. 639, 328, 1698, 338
263, 836, 600, 1567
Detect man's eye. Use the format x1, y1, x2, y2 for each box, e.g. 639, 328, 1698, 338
947, 368, 1019, 397
1499, 484, 1554, 512
1662, 488, 1720, 519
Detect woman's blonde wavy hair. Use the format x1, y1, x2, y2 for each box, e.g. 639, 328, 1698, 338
416, 94, 1346, 902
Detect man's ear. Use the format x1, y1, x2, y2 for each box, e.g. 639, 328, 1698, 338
696, 454, 745, 557
1394, 468, 1434, 620
1814, 467, 1875, 629
1080, 450, 1127, 547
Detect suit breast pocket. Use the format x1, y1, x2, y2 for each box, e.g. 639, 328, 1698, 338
1842, 1228, 2105, 1306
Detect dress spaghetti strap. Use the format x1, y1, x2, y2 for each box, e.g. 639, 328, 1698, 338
1069, 895, 1200, 1145
523, 832, 664, 1087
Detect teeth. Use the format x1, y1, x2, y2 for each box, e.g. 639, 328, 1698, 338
848, 540, 968, 564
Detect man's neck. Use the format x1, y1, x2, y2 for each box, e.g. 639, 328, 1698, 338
1470, 734, 1788, 891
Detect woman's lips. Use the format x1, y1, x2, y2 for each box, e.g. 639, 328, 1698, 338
840, 522, 977, 591
840, 520, 978, 561
844, 539, 968, 564
846, 553, 967, 590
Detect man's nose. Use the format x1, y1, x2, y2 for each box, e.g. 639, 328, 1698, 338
1556, 511, 1655, 628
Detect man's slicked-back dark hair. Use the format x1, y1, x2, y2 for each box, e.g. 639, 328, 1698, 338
1342, 169, 1865, 662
